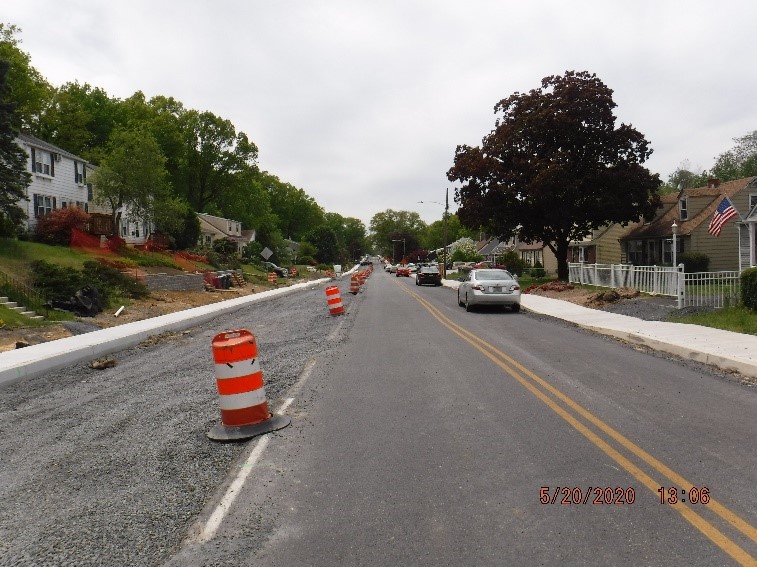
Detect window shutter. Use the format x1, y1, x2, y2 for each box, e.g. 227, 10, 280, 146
31, 148, 36, 172
50, 153, 55, 177
33, 194, 39, 217
83, 166, 87, 182
53, 197, 57, 210
74, 160, 78, 181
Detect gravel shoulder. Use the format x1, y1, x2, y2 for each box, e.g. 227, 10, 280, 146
0, 278, 360, 567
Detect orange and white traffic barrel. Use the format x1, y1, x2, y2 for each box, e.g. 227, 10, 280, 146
350, 275, 360, 295
325, 286, 344, 315
267, 272, 277, 285
207, 329, 290, 441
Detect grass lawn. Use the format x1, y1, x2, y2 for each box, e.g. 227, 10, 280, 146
0, 239, 102, 283
666, 306, 757, 336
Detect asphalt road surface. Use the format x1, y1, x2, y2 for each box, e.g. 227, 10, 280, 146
1, 267, 755, 566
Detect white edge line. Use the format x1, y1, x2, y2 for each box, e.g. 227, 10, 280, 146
198, 435, 271, 542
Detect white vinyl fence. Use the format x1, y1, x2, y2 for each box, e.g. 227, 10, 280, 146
568, 263, 742, 309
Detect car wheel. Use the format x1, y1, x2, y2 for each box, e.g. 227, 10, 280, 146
457, 291, 464, 307
465, 294, 472, 312
511, 303, 521, 313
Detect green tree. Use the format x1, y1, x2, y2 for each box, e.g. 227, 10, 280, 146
89, 127, 168, 236
658, 160, 708, 195
304, 225, 340, 263
710, 131, 757, 181
262, 172, 325, 241
421, 213, 477, 250
0, 59, 31, 235
448, 70, 660, 280
0, 23, 53, 132
38, 81, 124, 162
152, 196, 199, 249
369, 209, 426, 258
179, 109, 258, 213
449, 237, 480, 263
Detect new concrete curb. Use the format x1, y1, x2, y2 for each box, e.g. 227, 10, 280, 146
0, 279, 332, 388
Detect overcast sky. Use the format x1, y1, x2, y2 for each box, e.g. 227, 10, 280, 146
5, 1, 756, 227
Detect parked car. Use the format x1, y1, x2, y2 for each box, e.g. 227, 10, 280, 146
389, 264, 399, 273
385, 263, 393, 272
396, 265, 411, 277
416, 264, 442, 286
264, 262, 288, 277
457, 268, 520, 312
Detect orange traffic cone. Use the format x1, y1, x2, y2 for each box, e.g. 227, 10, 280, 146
325, 286, 344, 315
208, 330, 290, 441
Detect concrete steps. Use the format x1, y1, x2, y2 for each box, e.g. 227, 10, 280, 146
0, 296, 45, 320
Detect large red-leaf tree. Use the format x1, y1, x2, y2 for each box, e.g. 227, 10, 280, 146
447, 70, 661, 280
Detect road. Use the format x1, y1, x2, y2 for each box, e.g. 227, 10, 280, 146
1, 267, 755, 566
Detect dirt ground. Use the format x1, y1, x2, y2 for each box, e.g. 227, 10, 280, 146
0, 283, 273, 353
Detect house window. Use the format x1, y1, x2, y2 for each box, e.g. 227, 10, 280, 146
749, 193, 757, 212
578, 247, 586, 263
75, 161, 86, 184
205, 235, 212, 245
35, 151, 53, 175
33, 194, 56, 217
121, 222, 128, 237
627, 240, 643, 265
679, 197, 688, 220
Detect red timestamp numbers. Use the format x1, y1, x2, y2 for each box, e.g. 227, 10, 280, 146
657, 486, 710, 504
539, 486, 636, 505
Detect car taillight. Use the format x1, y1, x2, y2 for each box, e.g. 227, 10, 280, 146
472, 284, 484, 290
511, 284, 520, 291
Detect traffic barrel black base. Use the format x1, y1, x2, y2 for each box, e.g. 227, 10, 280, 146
207, 414, 291, 442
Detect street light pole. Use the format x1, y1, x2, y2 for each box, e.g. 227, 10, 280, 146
671, 221, 678, 268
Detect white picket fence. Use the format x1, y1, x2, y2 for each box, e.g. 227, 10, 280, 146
568, 263, 742, 309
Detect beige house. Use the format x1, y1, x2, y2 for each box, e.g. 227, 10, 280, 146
619, 176, 757, 271
516, 240, 559, 274
197, 213, 254, 254
568, 224, 631, 265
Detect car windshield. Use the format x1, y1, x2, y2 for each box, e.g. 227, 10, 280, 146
420, 266, 439, 273
474, 269, 512, 281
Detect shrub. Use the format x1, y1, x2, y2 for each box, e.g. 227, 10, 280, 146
107, 236, 127, 253
29, 260, 83, 301
678, 252, 710, 273
741, 267, 757, 311
29, 259, 149, 308
82, 260, 150, 302
35, 208, 90, 246
529, 261, 546, 278
500, 250, 527, 276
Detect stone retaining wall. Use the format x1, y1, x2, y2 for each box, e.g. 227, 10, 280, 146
143, 273, 205, 291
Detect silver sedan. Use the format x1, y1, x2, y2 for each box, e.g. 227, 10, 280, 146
457, 269, 521, 312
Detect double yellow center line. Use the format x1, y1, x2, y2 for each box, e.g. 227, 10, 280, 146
399, 282, 756, 566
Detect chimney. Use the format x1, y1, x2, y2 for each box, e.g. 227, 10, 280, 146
707, 178, 720, 189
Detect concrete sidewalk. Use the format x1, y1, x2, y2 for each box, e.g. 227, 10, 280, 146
441, 277, 757, 380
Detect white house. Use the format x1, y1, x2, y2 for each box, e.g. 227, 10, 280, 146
15, 133, 94, 233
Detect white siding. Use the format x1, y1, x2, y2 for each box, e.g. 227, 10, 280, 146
16, 139, 91, 232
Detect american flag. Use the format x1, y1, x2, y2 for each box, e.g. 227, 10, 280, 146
707, 196, 738, 237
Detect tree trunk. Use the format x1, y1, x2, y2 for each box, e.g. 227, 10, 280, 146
554, 239, 570, 281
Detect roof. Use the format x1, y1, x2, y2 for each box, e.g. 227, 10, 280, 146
16, 132, 89, 163
621, 176, 757, 240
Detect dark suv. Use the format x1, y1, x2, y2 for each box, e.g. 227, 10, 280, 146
416, 264, 442, 286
